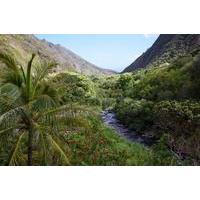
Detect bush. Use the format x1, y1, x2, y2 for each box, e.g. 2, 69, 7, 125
154, 100, 200, 163
85, 96, 101, 106
114, 99, 154, 132
52, 72, 98, 105
154, 101, 200, 136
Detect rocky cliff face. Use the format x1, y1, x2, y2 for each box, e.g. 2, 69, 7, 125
123, 34, 200, 72
0, 34, 115, 75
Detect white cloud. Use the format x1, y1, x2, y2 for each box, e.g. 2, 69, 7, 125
143, 34, 158, 38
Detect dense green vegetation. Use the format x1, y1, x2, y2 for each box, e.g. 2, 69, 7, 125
109, 54, 200, 165
52, 72, 101, 106
0, 53, 82, 165
50, 53, 200, 165
0, 51, 199, 165
0, 53, 178, 165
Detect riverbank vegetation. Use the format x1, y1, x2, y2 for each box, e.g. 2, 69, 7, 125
0, 51, 199, 165
107, 54, 200, 165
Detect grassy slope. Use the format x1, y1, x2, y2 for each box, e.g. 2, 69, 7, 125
63, 116, 182, 166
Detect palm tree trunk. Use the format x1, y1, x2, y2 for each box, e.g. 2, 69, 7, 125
28, 127, 33, 166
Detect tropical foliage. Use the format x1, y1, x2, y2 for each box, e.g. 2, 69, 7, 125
109, 54, 200, 164
0, 53, 89, 165
0, 50, 200, 165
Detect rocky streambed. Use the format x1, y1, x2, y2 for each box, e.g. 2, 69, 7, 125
101, 110, 154, 146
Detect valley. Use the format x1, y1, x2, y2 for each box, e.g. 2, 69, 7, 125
0, 34, 200, 165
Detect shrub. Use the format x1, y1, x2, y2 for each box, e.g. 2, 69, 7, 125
53, 72, 98, 105
154, 100, 200, 163
154, 101, 200, 136
114, 99, 154, 132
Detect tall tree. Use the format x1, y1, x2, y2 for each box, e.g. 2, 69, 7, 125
0, 53, 83, 165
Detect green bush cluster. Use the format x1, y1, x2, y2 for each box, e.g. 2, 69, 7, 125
114, 98, 154, 132
111, 54, 200, 164
154, 101, 200, 163
53, 72, 101, 106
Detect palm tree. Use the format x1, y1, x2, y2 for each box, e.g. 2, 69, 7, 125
0, 53, 82, 165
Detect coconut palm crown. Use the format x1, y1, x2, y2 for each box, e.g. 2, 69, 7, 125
0, 53, 73, 165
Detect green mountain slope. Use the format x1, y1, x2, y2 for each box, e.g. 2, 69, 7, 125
123, 34, 200, 72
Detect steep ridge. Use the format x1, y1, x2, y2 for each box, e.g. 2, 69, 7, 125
0, 34, 115, 75
123, 34, 200, 72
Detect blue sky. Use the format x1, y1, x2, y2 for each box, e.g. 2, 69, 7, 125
36, 34, 158, 72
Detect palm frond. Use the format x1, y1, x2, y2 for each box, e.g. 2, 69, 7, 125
19, 65, 26, 83
26, 54, 35, 102
30, 94, 57, 113
0, 53, 23, 87
0, 106, 27, 129
0, 126, 17, 150
46, 134, 70, 165
0, 83, 21, 100
0, 126, 16, 134
0, 94, 15, 114
0, 52, 19, 72
38, 130, 48, 165
41, 83, 59, 101
0, 69, 23, 87
36, 104, 95, 139
7, 131, 26, 166
32, 61, 56, 94
38, 103, 94, 119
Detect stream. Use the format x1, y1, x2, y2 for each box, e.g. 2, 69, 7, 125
101, 110, 153, 146
101, 110, 187, 163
